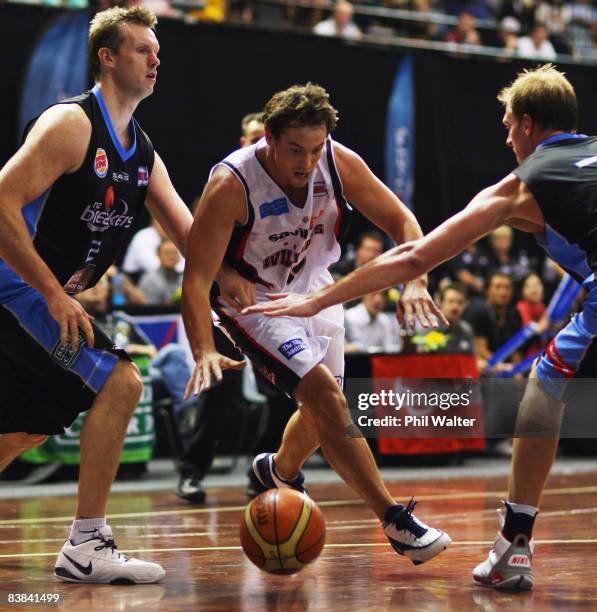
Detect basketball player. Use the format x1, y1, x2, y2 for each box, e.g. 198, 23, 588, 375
246, 65, 597, 590
182, 83, 452, 565
0, 7, 197, 584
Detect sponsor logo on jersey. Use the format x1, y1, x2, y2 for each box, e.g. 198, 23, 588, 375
268, 224, 324, 243
112, 170, 130, 183
94, 148, 108, 178
51, 332, 86, 369
137, 166, 149, 186
259, 197, 289, 219
313, 181, 328, 197
64, 265, 96, 295
80, 187, 134, 232
278, 338, 307, 360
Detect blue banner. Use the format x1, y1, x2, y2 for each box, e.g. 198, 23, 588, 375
19, 11, 89, 137
385, 54, 415, 211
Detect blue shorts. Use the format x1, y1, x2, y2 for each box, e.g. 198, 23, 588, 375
536, 278, 597, 400
0, 288, 126, 435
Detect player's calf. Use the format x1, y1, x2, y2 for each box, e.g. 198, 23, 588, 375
0, 432, 49, 472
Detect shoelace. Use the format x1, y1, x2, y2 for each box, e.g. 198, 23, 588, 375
396, 497, 427, 539
93, 532, 130, 561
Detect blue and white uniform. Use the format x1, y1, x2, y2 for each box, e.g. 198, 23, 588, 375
514, 133, 597, 399
210, 137, 351, 394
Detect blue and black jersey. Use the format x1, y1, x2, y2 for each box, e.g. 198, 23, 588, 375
513, 134, 597, 284
0, 85, 154, 302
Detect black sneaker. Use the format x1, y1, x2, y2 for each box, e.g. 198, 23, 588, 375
176, 476, 206, 503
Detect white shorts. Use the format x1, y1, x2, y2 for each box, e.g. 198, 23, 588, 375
213, 301, 345, 396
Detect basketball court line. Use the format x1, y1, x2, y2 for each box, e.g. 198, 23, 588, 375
1, 538, 596, 560
2, 483, 596, 526
3, 505, 597, 545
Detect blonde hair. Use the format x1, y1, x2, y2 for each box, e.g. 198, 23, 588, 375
497, 64, 577, 132
89, 7, 157, 80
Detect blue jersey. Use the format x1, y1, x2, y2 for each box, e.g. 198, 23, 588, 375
513, 134, 597, 286
0, 87, 154, 303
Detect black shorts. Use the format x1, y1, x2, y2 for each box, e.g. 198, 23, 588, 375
0, 290, 128, 435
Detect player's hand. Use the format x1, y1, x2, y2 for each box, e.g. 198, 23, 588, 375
46, 290, 95, 351
184, 349, 246, 398
215, 264, 256, 311
242, 292, 322, 318
397, 280, 448, 330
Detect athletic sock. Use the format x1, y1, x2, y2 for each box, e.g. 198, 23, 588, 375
502, 501, 538, 542
69, 517, 107, 546
271, 455, 298, 483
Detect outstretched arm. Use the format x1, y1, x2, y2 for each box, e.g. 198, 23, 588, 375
244, 174, 522, 317
333, 142, 442, 328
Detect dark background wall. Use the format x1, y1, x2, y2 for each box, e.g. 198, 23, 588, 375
2, 4, 596, 244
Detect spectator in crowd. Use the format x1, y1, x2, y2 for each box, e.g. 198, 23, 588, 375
345, 290, 401, 353
565, 0, 597, 57
407, 0, 442, 41
313, 0, 362, 40
498, 0, 536, 33
517, 272, 549, 357
448, 244, 491, 298
122, 217, 185, 280
535, 0, 571, 53
240, 112, 264, 147
464, 271, 523, 374
445, 11, 482, 45
437, 283, 476, 353
497, 16, 521, 56
517, 22, 557, 59
484, 225, 536, 284
138, 239, 183, 305
106, 265, 148, 307
332, 230, 385, 278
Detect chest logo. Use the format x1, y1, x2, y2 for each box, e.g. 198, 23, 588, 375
259, 197, 289, 219
94, 148, 108, 178
137, 166, 149, 187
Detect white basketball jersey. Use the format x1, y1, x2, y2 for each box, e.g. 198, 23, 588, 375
211, 136, 351, 297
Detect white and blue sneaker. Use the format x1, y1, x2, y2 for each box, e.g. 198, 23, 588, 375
252, 453, 306, 493
382, 499, 452, 565
473, 509, 534, 590
54, 525, 165, 584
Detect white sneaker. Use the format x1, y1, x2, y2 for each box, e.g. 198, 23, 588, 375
54, 525, 165, 584
473, 510, 534, 590
382, 499, 452, 565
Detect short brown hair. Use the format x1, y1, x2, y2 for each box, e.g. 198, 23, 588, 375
263, 83, 338, 139
89, 7, 157, 81
497, 64, 577, 132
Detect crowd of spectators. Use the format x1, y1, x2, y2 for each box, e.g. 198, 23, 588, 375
12, 0, 596, 60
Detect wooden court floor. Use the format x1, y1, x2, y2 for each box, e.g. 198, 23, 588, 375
1, 470, 596, 611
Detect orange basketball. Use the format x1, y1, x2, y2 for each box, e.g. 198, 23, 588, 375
240, 489, 326, 574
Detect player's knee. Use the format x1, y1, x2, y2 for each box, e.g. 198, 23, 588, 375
113, 361, 144, 411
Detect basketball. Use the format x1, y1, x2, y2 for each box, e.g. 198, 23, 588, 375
240, 489, 326, 574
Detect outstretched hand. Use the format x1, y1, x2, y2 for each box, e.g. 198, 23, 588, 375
397, 281, 449, 330
184, 349, 246, 398
241, 292, 323, 318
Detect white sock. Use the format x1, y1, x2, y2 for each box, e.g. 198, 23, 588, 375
507, 502, 539, 517
69, 517, 106, 545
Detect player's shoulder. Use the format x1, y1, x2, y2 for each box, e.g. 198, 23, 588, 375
33, 103, 90, 138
